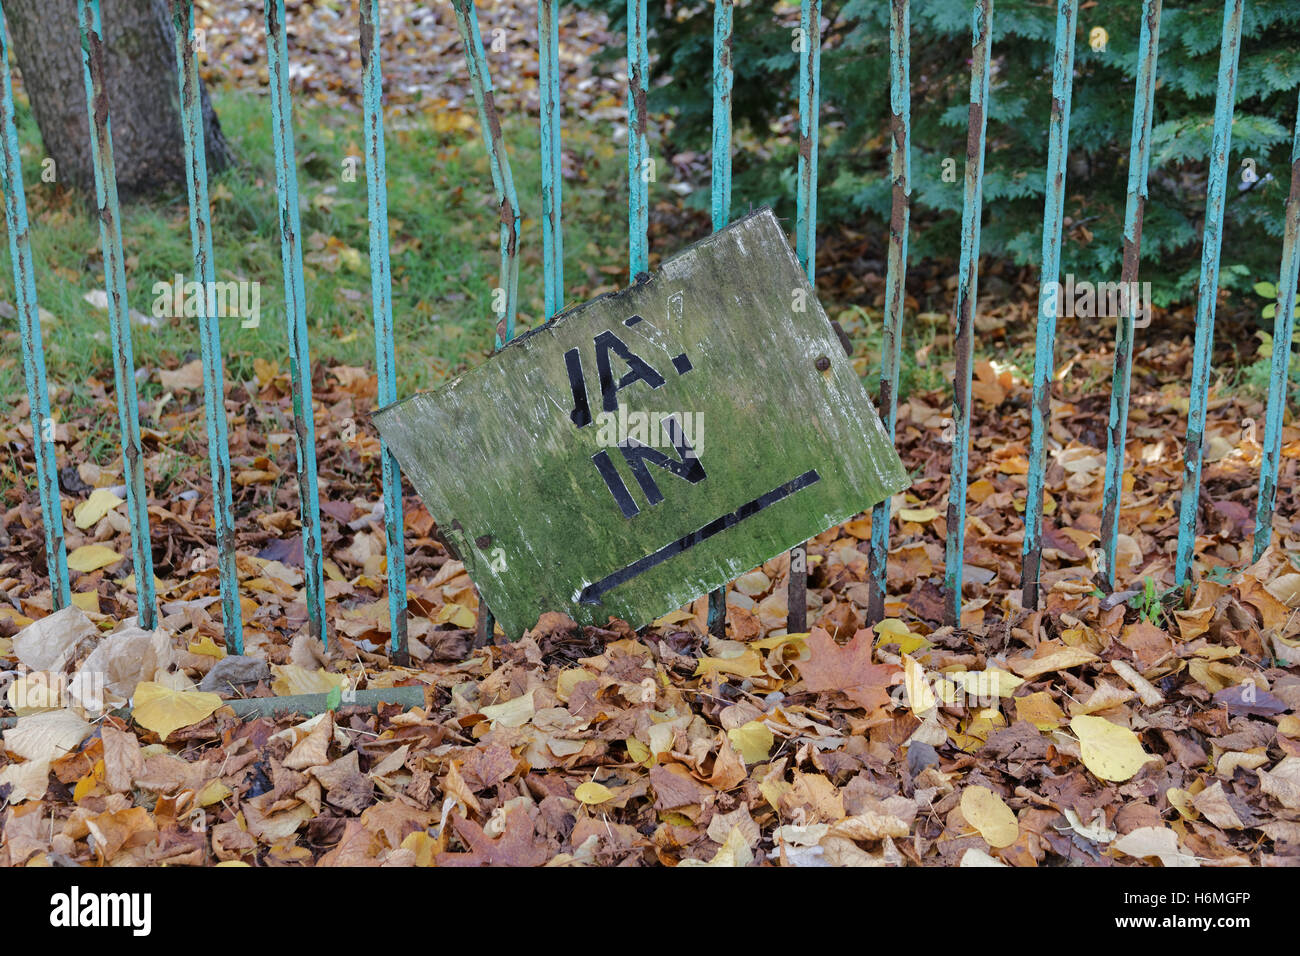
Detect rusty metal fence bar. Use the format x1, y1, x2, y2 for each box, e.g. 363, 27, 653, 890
1020, 0, 1078, 610
2, 0, 1298, 650
1098, 0, 1161, 593
941, 0, 992, 627
77, 0, 157, 630
359, 0, 409, 662
867, 0, 911, 625
1255, 91, 1300, 562
0, 1, 68, 611
170, 0, 243, 653
263, 0, 327, 642
1174, 0, 1244, 591
705, 0, 733, 640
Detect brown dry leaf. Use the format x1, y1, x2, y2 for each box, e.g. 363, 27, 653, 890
86, 804, 157, 862
101, 725, 143, 793
1009, 642, 1098, 679
1192, 782, 1247, 829
283, 712, 335, 770
439, 806, 548, 867
798, 627, 901, 714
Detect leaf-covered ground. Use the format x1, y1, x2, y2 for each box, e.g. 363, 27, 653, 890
2, 0, 1298, 868
2, 315, 1299, 865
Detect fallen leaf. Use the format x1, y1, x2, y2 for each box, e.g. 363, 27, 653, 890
1070, 715, 1156, 782
574, 781, 615, 805
67, 544, 125, 573
799, 627, 901, 714
73, 487, 124, 530
1112, 827, 1198, 867
132, 682, 223, 741
960, 785, 1018, 848
727, 720, 774, 764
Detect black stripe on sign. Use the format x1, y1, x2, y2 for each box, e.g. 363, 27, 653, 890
576, 469, 822, 606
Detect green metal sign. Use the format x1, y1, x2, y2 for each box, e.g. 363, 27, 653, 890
374, 208, 909, 638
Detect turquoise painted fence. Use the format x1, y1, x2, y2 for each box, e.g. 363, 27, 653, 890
2, 0, 1298, 650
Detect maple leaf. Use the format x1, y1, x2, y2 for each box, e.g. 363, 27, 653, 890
798, 627, 901, 714
439, 806, 549, 867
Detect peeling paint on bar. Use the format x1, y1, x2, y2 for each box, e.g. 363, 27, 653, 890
170, 0, 243, 653
451, 0, 520, 348
1174, 0, 1244, 589
77, 0, 156, 629
264, 0, 327, 642
788, 0, 822, 634
705, 0, 734, 640
0, 2, 70, 609
539, 0, 564, 321
868, 0, 911, 626
359, 0, 409, 663
451, 0, 523, 645
795, 0, 821, 283
1254, 90, 1300, 561
626, 0, 649, 277
1021, 0, 1078, 610
710, 0, 733, 234
943, 0, 992, 628
1099, 0, 1161, 592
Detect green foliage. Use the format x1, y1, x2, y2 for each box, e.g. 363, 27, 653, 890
575, 0, 1300, 307
0, 90, 627, 403
1129, 576, 1164, 625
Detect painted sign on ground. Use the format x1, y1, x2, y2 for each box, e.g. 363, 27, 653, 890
374, 207, 910, 638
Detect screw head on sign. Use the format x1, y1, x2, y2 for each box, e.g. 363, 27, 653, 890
815, 355, 830, 372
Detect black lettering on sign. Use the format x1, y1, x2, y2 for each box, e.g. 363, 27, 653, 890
619, 415, 706, 507
594, 330, 665, 412
592, 450, 640, 519
565, 347, 591, 428
577, 469, 822, 605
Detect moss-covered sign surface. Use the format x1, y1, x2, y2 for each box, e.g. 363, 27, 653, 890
374, 208, 910, 638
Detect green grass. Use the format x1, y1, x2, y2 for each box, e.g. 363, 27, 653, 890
0, 89, 630, 412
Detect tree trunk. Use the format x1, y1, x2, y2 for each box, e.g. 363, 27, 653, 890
4, 0, 233, 200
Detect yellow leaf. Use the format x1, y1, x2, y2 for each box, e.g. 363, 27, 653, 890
132, 681, 223, 741
198, 780, 232, 807
435, 602, 477, 629
898, 507, 939, 523
950, 667, 1024, 699
67, 544, 124, 573
73, 488, 124, 530
574, 781, 615, 805
625, 737, 651, 766
1071, 715, 1156, 782
1015, 691, 1066, 730
555, 667, 596, 702
727, 720, 774, 764
1167, 787, 1200, 821
270, 665, 346, 697
903, 653, 937, 717
70, 591, 99, 613
73, 759, 106, 802
677, 826, 753, 867
480, 689, 536, 728
188, 636, 226, 659
874, 618, 928, 655
960, 785, 1019, 848
693, 648, 764, 679
400, 830, 438, 866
